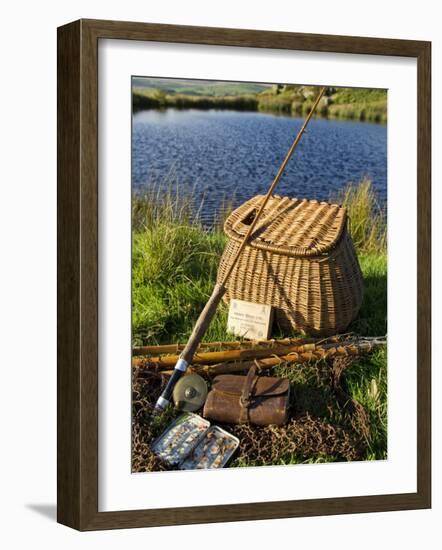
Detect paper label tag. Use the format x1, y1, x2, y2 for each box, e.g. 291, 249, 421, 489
227, 299, 273, 340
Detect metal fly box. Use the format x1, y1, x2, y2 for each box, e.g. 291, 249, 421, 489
152, 413, 239, 469
151, 412, 209, 466
179, 426, 239, 470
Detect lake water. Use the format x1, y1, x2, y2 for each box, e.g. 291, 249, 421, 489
132, 109, 387, 222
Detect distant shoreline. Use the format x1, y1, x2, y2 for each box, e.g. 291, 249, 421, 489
132, 86, 387, 124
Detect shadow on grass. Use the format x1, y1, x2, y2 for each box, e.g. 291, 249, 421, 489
291, 383, 333, 418
350, 270, 387, 336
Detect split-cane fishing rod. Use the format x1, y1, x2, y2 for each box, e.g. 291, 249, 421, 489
152, 86, 327, 415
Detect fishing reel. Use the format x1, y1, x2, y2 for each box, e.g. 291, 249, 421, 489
172, 373, 208, 412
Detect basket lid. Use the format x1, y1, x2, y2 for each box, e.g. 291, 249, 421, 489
224, 195, 347, 257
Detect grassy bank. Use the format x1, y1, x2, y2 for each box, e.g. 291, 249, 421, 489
133, 84, 387, 123
132, 88, 258, 112
132, 180, 387, 465
258, 85, 387, 123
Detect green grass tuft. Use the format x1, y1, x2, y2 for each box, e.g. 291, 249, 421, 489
334, 178, 387, 254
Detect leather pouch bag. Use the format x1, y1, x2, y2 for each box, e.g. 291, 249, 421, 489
203, 365, 290, 426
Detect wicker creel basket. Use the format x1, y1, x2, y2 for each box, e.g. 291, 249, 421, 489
217, 195, 364, 336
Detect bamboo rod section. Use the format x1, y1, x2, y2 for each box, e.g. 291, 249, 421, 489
133, 346, 299, 368
132, 336, 317, 356
219, 87, 326, 285
133, 337, 349, 368
134, 337, 386, 373
161, 339, 386, 377
133, 343, 334, 368
152, 88, 327, 414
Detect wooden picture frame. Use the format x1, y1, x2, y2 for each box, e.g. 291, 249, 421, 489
57, 18, 431, 530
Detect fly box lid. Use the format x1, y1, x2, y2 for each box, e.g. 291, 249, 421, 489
151, 413, 239, 469
151, 413, 210, 466
179, 426, 239, 470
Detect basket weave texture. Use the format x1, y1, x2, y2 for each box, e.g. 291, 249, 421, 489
217, 195, 364, 336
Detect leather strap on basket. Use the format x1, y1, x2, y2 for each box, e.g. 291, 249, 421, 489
239, 364, 258, 423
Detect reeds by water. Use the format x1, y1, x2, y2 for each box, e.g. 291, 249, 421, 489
133, 89, 258, 112
334, 178, 387, 254
133, 86, 387, 123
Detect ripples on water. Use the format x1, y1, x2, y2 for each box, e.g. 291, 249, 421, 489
132, 109, 387, 224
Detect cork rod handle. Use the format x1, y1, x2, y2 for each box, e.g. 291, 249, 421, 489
152, 283, 226, 413
181, 283, 227, 364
